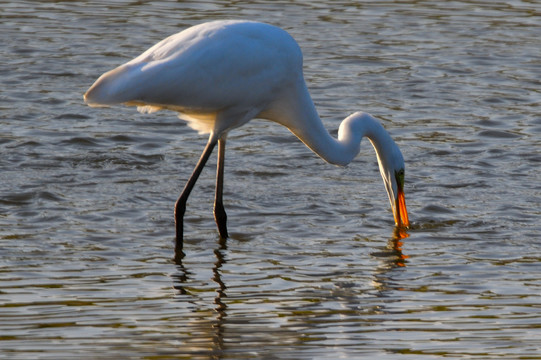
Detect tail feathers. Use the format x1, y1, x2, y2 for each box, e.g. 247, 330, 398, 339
84, 64, 141, 107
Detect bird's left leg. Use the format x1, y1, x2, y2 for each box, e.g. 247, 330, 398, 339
175, 135, 218, 244
214, 137, 228, 238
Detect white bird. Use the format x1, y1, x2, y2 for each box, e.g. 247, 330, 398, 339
84, 20, 409, 242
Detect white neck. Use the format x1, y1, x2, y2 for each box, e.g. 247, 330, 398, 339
261, 78, 399, 168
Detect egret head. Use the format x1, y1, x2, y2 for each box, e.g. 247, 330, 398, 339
344, 112, 410, 228
373, 136, 409, 228
391, 167, 409, 228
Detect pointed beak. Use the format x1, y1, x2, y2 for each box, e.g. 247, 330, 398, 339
394, 187, 409, 228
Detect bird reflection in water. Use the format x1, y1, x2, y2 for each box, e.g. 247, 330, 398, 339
372, 227, 410, 270
370, 227, 411, 298
391, 227, 410, 268
171, 227, 410, 355
172, 237, 228, 355
212, 237, 228, 324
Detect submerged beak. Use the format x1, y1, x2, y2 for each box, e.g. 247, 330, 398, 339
394, 187, 409, 228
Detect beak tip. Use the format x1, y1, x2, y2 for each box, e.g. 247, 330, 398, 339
395, 191, 409, 229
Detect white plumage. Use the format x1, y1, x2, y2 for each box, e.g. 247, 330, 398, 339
85, 20, 409, 241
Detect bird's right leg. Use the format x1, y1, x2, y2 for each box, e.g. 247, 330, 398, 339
214, 137, 228, 238
175, 135, 218, 246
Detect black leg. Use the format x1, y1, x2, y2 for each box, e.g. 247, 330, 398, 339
175, 135, 218, 245
214, 137, 228, 238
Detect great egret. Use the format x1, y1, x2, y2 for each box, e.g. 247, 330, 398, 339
84, 20, 409, 241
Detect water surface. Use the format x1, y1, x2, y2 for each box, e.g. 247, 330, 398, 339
1, 1, 540, 359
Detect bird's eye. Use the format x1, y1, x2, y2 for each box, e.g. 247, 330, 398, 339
396, 169, 405, 185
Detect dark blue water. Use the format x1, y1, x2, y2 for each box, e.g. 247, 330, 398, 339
1, 1, 540, 358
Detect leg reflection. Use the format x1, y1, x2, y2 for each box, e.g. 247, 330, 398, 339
171, 236, 229, 356
172, 247, 190, 295
211, 236, 228, 352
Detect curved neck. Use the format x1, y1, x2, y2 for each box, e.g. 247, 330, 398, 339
262, 78, 395, 167
314, 112, 396, 168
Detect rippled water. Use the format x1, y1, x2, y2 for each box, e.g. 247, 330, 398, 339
1, 1, 540, 358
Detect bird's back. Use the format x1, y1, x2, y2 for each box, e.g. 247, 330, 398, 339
84, 20, 303, 133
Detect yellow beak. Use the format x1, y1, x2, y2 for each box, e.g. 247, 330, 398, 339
394, 188, 409, 228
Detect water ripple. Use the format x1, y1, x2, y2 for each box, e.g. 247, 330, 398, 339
1, 1, 540, 359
